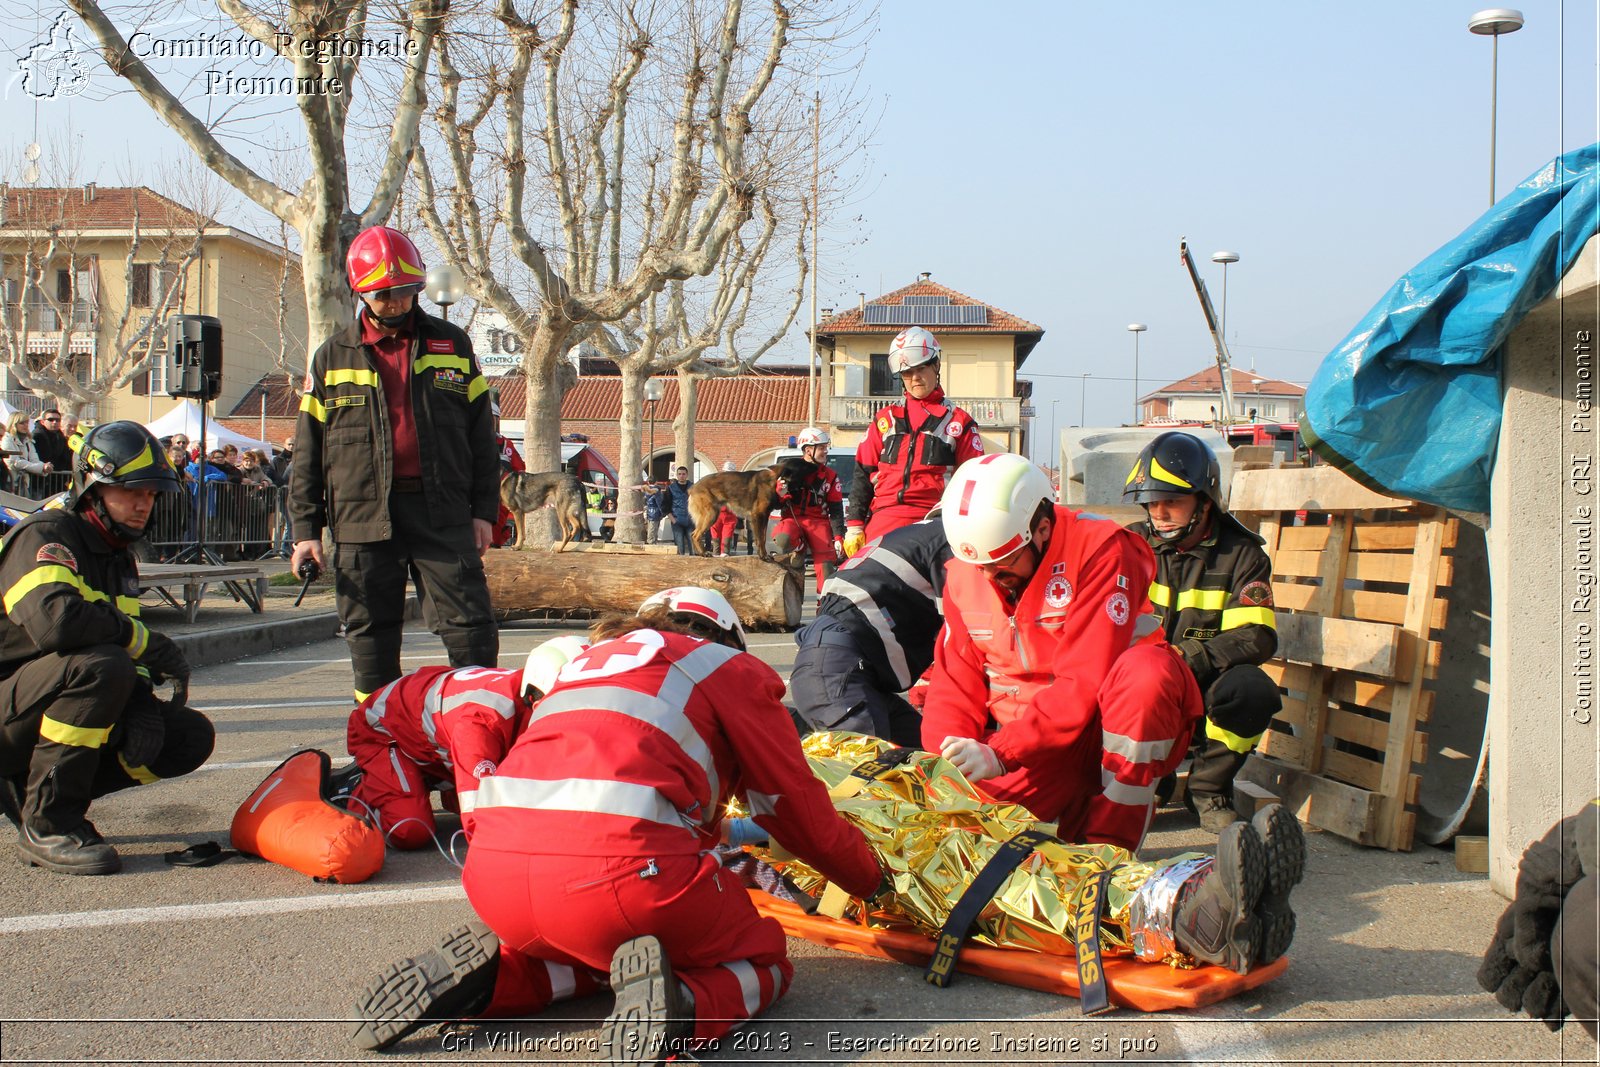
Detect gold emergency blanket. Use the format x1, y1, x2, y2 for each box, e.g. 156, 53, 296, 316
743, 732, 1202, 959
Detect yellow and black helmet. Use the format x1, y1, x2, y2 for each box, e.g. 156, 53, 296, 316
70, 421, 181, 505
1123, 431, 1221, 507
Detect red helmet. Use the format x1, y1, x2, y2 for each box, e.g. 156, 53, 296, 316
346, 226, 426, 294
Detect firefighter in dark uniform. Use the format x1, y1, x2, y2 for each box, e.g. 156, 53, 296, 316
1123, 431, 1281, 833
290, 225, 500, 700
0, 422, 213, 875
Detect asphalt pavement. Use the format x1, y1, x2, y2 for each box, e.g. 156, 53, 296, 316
0, 569, 1591, 1065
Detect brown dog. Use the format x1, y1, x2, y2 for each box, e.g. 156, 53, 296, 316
687, 463, 802, 560
500, 471, 590, 551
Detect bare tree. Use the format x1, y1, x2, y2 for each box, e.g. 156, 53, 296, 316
410, 0, 865, 498
589, 194, 808, 541
62, 0, 449, 344
0, 183, 210, 417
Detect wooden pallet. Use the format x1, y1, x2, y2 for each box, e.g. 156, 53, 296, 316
1230, 466, 1456, 851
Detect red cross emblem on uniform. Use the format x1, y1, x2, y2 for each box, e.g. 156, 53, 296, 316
564, 630, 664, 680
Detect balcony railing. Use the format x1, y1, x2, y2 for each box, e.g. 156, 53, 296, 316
3, 301, 98, 332
830, 394, 1022, 429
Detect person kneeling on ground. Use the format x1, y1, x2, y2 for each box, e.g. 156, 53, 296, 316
789, 515, 951, 746
1479, 798, 1599, 1038
0, 422, 213, 875
1123, 431, 1282, 833
351, 586, 887, 1059
922, 452, 1204, 853
338, 635, 590, 849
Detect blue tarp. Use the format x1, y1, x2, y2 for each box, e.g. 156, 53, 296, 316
1303, 144, 1600, 513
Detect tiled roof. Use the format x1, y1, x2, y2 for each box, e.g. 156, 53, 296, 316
816, 277, 1044, 337
1150, 367, 1305, 398
496, 374, 815, 423
228, 374, 303, 418
1, 186, 212, 232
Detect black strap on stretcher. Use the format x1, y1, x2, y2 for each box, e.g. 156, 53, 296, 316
1069, 864, 1124, 1015
924, 827, 1056, 987
848, 747, 918, 781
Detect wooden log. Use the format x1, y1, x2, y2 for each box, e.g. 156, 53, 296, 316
483, 549, 803, 629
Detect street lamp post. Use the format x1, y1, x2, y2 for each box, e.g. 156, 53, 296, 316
1211, 251, 1240, 343
1079, 373, 1090, 427
424, 264, 467, 322
644, 378, 664, 481
1047, 398, 1059, 470
1469, 9, 1525, 205
1127, 324, 1147, 425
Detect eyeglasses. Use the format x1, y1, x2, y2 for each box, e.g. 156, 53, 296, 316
40, 416, 59, 423
369, 284, 422, 301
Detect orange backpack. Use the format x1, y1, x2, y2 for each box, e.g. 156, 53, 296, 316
231, 750, 385, 884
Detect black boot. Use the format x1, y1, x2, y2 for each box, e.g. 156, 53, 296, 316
327, 761, 364, 807
604, 935, 696, 1066
1252, 804, 1306, 965
352, 921, 499, 1052
0, 776, 23, 829
17, 820, 121, 876
1172, 820, 1266, 974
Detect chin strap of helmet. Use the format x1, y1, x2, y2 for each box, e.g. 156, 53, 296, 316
81, 491, 144, 548
361, 302, 412, 331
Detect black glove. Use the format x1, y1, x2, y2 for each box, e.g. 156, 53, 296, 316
140, 631, 190, 703
114, 689, 167, 770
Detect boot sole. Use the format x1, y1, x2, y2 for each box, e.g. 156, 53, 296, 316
1253, 804, 1306, 965
604, 935, 692, 1066
352, 921, 498, 1052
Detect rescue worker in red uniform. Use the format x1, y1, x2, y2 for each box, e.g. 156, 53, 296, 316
1123, 432, 1281, 833
341, 636, 588, 848
773, 428, 846, 593
352, 586, 886, 1059
290, 225, 500, 701
844, 327, 983, 554
710, 461, 739, 555
922, 452, 1204, 853
0, 423, 213, 875
491, 400, 525, 549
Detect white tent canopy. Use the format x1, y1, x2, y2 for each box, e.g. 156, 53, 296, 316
144, 399, 274, 455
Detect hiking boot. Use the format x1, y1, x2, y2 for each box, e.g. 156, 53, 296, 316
1194, 793, 1243, 833
1173, 820, 1266, 974
352, 921, 499, 1052
17, 820, 121, 876
604, 935, 696, 1066
327, 762, 364, 807
1252, 803, 1307, 965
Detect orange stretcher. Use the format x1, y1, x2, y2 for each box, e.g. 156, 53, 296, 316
751, 889, 1288, 1012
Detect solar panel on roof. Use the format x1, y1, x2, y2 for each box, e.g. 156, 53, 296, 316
862, 305, 896, 324
861, 303, 989, 326
902, 295, 950, 305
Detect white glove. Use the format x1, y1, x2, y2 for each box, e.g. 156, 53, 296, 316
832, 538, 845, 562
939, 736, 1005, 782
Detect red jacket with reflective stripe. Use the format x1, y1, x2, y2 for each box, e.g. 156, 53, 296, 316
469, 629, 881, 897
351, 665, 533, 814
922, 506, 1167, 820
848, 388, 984, 525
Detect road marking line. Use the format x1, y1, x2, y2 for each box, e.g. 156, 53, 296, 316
195, 757, 351, 773
0, 884, 468, 935
195, 700, 351, 712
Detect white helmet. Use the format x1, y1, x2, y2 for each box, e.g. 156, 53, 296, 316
888, 327, 941, 374
940, 453, 1054, 564
796, 427, 830, 448
722, 460, 737, 472
639, 586, 748, 650
522, 635, 590, 696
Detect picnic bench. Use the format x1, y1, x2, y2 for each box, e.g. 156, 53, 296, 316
138, 562, 266, 623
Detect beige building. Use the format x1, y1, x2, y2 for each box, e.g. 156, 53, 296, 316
0, 184, 305, 422
811, 274, 1043, 456
1139, 366, 1306, 424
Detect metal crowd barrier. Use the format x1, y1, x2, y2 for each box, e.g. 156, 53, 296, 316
2, 473, 290, 562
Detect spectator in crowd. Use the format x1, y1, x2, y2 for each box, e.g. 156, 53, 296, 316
167, 445, 194, 486
61, 414, 80, 441
239, 450, 273, 487
31, 409, 72, 471
665, 465, 694, 555
4, 413, 54, 497
270, 438, 294, 485
643, 475, 663, 545
217, 445, 243, 483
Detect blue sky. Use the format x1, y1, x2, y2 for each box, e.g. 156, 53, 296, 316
6, 1, 1597, 449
